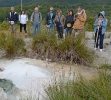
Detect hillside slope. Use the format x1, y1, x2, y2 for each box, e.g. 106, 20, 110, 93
0, 0, 110, 7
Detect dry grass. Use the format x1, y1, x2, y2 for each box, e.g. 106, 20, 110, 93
31, 32, 93, 65
0, 33, 25, 57
45, 64, 111, 100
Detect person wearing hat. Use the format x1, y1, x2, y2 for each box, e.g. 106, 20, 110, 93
94, 11, 108, 52
8, 7, 19, 34
46, 7, 56, 34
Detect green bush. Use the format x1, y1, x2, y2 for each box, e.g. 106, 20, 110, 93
32, 33, 93, 65
0, 22, 9, 30
85, 17, 95, 31
0, 33, 25, 57
98, 64, 111, 71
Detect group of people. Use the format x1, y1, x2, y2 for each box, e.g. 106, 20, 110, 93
7, 6, 87, 37
8, 7, 28, 35
46, 6, 87, 38
7, 6, 108, 52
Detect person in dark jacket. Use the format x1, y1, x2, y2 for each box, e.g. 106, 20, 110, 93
64, 10, 75, 36
8, 7, 18, 34
46, 7, 56, 34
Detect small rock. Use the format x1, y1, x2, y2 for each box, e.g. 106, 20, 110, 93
0, 68, 4, 72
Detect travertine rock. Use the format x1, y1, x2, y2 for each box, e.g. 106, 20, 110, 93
0, 88, 7, 100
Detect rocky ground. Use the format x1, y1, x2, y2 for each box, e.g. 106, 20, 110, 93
85, 32, 111, 66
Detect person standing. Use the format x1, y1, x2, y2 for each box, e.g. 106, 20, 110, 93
19, 9, 28, 36
94, 11, 108, 52
64, 10, 75, 36
72, 6, 87, 36
31, 7, 42, 37
54, 10, 65, 38
8, 7, 19, 34
46, 7, 56, 34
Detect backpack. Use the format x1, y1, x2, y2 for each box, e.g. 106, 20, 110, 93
32, 12, 40, 21
9, 12, 18, 22
10, 12, 17, 17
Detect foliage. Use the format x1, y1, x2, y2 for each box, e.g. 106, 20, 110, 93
85, 17, 95, 31
32, 32, 93, 65
98, 64, 111, 71
0, 33, 25, 57
45, 64, 111, 100
0, 0, 110, 7
0, 1, 111, 31
0, 22, 9, 30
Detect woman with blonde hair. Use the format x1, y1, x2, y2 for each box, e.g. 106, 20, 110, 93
54, 9, 65, 38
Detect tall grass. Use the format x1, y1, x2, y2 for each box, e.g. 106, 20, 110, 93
32, 33, 93, 65
0, 22, 9, 31
0, 33, 25, 57
45, 64, 111, 100
18, 64, 111, 100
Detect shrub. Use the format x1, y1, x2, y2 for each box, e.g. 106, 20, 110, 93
45, 64, 111, 100
98, 64, 111, 71
32, 33, 93, 65
0, 22, 9, 30
85, 17, 95, 31
0, 33, 25, 57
